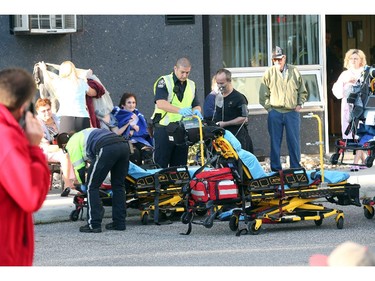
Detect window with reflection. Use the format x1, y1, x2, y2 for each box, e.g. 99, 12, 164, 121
231, 70, 323, 109
222, 15, 320, 67
222, 15, 268, 67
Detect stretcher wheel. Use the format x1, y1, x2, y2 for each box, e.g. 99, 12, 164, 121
195, 209, 207, 217
314, 218, 323, 226
364, 206, 375, 219
69, 209, 80, 221
248, 220, 261, 235
229, 215, 239, 231
336, 217, 344, 229
330, 153, 339, 165
203, 214, 215, 228
141, 213, 149, 225
181, 211, 193, 224
365, 156, 374, 168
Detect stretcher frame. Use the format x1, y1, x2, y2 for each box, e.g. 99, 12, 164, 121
69, 165, 190, 224
69, 115, 206, 225
182, 128, 361, 236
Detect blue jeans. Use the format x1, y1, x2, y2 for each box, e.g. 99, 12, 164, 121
268, 109, 301, 171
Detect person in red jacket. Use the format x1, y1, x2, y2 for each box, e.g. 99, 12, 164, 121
0, 68, 50, 266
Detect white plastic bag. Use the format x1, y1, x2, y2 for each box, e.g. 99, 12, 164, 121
87, 74, 114, 117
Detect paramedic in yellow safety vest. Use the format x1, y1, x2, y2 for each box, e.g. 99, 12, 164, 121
151, 57, 202, 168
57, 128, 130, 233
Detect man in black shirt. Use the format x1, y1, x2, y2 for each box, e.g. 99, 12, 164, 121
213, 68, 253, 153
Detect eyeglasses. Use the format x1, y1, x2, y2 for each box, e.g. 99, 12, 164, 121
38, 108, 51, 114
272, 58, 283, 62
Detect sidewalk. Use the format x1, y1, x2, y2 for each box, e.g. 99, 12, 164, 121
33, 164, 375, 225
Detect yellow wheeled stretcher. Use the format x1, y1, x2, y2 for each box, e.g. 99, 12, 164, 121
181, 127, 361, 235
69, 115, 212, 225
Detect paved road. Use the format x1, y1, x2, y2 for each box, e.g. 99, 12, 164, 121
33, 198, 375, 267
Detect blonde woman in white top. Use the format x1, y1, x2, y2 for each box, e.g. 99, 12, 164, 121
38, 61, 94, 133
332, 49, 367, 171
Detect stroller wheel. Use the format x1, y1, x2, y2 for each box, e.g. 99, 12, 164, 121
69, 209, 80, 221
364, 206, 375, 219
229, 215, 239, 231
330, 153, 339, 165
365, 156, 374, 168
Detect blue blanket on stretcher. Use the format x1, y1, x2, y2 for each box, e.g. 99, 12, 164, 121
222, 130, 350, 185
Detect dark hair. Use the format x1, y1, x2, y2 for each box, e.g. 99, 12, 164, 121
0, 68, 36, 111
215, 68, 232, 82
56, 132, 75, 151
118, 92, 137, 108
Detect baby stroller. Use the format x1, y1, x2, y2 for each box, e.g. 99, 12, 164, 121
330, 65, 375, 168
181, 128, 361, 236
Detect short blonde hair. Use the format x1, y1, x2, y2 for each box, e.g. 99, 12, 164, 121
343, 49, 367, 69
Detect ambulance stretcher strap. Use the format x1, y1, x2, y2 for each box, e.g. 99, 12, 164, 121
180, 222, 192, 235
278, 170, 286, 217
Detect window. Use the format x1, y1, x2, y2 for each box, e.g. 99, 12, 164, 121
222, 15, 320, 67
165, 15, 195, 25
271, 15, 319, 65
10, 15, 77, 34
222, 15, 323, 112
230, 68, 324, 111
222, 15, 268, 67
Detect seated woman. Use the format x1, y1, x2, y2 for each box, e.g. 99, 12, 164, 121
112, 92, 154, 165
35, 98, 76, 197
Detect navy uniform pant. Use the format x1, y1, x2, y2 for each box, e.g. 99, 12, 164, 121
267, 109, 301, 171
86, 141, 129, 229
153, 125, 188, 168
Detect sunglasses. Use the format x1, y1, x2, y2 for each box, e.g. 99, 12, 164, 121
272, 57, 283, 62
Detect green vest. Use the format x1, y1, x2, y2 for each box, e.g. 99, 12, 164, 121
152, 73, 196, 126
66, 128, 94, 183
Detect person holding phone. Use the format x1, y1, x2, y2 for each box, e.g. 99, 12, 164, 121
0, 68, 50, 265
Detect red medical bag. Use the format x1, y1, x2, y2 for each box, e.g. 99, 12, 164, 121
190, 167, 238, 202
